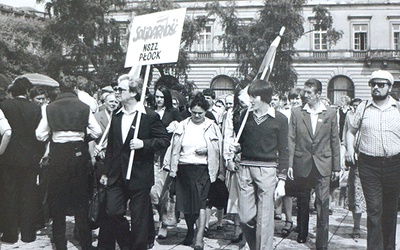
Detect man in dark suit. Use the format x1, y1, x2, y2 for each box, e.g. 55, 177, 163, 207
99, 75, 170, 250
1, 78, 45, 243
288, 78, 340, 250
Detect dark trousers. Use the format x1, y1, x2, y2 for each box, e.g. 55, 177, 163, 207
0, 165, 5, 233
51, 205, 91, 250
101, 177, 152, 250
2, 164, 38, 242
48, 142, 92, 250
358, 153, 400, 250
296, 163, 331, 250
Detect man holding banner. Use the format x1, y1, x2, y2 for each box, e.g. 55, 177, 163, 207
229, 79, 288, 250
99, 76, 170, 250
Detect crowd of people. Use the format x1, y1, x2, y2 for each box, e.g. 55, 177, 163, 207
0, 69, 399, 250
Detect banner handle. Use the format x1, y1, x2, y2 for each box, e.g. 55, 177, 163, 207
126, 64, 151, 180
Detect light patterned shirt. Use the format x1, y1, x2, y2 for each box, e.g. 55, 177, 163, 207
351, 96, 400, 157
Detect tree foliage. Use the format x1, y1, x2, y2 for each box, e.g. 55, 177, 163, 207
206, 0, 343, 93
38, 0, 127, 87
0, 15, 48, 80
38, 0, 205, 92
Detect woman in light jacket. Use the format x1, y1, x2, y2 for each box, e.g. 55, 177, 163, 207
164, 92, 222, 250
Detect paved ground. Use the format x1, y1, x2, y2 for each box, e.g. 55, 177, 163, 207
1, 205, 400, 250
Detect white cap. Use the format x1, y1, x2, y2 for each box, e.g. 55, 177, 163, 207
370, 70, 394, 85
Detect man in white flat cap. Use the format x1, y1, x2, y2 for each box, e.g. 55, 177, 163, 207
346, 70, 400, 250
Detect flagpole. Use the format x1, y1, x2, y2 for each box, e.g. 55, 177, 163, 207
235, 27, 285, 143
126, 64, 151, 180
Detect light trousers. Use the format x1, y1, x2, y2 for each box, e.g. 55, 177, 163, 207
237, 165, 277, 250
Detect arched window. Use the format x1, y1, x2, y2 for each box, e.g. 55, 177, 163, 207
210, 75, 236, 97
327, 76, 355, 105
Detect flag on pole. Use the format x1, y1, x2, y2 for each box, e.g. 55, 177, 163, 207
235, 27, 285, 143
258, 27, 285, 81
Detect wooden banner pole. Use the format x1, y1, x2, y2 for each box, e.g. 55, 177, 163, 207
126, 64, 151, 180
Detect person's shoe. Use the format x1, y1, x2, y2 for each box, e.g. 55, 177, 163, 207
203, 227, 209, 237
0, 235, 18, 244
231, 233, 243, 243
157, 227, 167, 240
180, 232, 194, 246
21, 236, 36, 243
281, 221, 293, 237
350, 228, 361, 238
297, 235, 307, 243
216, 225, 223, 231
194, 245, 204, 250
274, 214, 282, 220
147, 242, 154, 249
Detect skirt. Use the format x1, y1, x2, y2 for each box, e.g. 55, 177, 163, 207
176, 164, 210, 214
346, 167, 366, 213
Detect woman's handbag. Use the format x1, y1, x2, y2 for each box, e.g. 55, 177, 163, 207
160, 176, 177, 227
88, 168, 107, 229
208, 178, 229, 211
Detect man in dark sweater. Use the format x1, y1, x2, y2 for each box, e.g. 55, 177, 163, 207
36, 75, 102, 250
230, 79, 288, 250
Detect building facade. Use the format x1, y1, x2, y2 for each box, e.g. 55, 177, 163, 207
110, 0, 400, 103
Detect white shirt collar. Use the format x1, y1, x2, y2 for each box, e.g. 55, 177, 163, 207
253, 107, 276, 118
116, 102, 147, 115
303, 102, 327, 115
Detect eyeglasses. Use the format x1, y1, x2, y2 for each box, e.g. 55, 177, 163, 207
113, 87, 128, 93
368, 81, 390, 88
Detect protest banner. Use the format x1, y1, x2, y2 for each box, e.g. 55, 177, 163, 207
125, 8, 187, 179
125, 8, 187, 67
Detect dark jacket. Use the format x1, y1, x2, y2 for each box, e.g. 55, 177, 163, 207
103, 107, 170, 190
1, 98, 44, 166
288, 105, 341, 178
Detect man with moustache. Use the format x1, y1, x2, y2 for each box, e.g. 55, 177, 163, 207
288, 78, 340, 249
346, 70, 400, 250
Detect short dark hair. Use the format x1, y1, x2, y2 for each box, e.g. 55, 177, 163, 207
202, 88, 215, 99
59, 75, 77, 92
29, 86, 48, 99
288, 87, 303, 101
304, 78, 322, 94
9, 77, 32, 97
190, 92, 209, 111
247, 79, 273, 104
156, 85, 173, 110
76, 76, 92, 95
